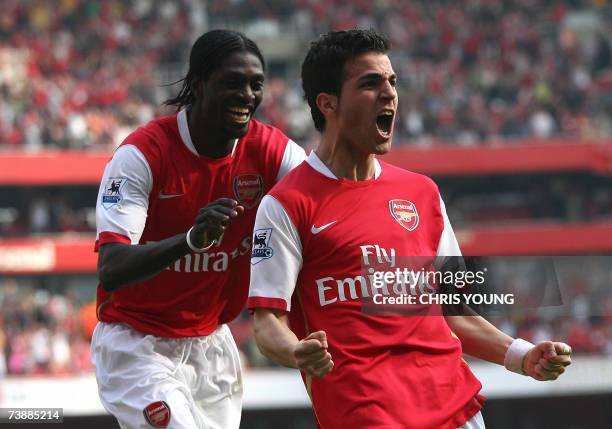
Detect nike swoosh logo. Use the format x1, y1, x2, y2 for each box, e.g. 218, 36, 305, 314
311, 221, 337, 234
158, 193, 184, 199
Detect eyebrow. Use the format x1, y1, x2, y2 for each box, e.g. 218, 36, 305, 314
223, 71, 265, 81
356, 72, 396, 83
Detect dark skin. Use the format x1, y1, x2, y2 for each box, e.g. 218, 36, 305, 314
98, 51, 265, 291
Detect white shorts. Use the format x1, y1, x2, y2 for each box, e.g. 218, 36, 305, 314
91, 322, 243, 429
458, 411, 486, 429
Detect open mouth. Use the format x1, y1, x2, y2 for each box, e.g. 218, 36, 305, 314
227, 107, 251, 124
376, 111, 394, 138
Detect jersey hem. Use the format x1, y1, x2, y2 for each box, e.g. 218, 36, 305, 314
97, 314, 220, 338
451, 393, 485, 429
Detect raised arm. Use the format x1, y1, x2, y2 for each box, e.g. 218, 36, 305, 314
98, 198, 243, 291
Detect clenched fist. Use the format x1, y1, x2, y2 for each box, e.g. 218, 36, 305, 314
190, 198, 245, 248
523, 341, 572, 381
294, 331, 334, 378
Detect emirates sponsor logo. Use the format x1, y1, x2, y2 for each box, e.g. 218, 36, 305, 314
315, 245, 435, 307
166, 236, 252, 273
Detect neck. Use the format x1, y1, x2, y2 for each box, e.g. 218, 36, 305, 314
316, 134, 376, 181
187, 106, 235, 158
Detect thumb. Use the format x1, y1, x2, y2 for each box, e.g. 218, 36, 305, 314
541, 341, 556, 359
306, 331, 328, 348
554, 342, 572, 355
235, 205, 246, 216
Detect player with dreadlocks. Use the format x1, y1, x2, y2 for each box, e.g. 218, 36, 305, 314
91, 29, 305, 429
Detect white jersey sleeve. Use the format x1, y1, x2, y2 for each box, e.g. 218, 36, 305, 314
248, 195, 302, 311
95, 144, 152, 245
276, 139, 306, 181
434, 195, 462, 269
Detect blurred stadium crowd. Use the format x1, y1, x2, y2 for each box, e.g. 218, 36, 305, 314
1, 0, 612, 150
0, 279, 94, 376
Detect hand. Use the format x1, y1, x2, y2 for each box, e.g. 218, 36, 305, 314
294, 331, 334, 378
523, 341, 572, 381
190, 198, 245, 248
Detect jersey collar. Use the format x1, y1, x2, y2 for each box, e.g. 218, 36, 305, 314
306, 151, 382, 180
177, 108, 238, 157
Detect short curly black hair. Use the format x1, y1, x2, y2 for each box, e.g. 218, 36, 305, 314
301, 29, 390, 131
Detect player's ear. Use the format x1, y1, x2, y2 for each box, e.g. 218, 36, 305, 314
316, 93, 338, 117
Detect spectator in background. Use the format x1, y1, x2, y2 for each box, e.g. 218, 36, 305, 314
0, 280, 92, 376
2, 1, 612, 149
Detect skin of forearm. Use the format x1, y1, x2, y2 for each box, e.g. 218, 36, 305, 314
445, 308, 513, 365
253, 310, 300, 369
98, 233, 191, 291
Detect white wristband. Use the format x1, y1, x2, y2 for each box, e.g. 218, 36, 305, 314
186, 226, 215, 253
504, 338, 535, 375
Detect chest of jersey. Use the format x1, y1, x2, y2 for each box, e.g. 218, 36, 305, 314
302, 183, 440, 267
136, 144, 279, 282
295, 179, 443, 311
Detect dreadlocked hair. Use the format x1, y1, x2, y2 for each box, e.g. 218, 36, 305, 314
164, 29, 265, 110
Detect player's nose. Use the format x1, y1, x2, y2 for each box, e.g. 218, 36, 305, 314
237, 83, 255, 104
380, 79, 397, 101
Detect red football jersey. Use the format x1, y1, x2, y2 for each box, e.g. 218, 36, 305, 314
249, 153, 483, 428
95, 110, 304, 337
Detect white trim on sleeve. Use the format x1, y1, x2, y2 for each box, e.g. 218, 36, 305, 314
276, 139, 306, 181
249, 195, 303, 311
434, 195, 462, 269
95, 145, 152, 244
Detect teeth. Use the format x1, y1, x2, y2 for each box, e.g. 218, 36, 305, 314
228, 108, 250, 124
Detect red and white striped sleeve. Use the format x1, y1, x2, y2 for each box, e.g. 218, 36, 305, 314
95, 145, 152, 251
434, 194, 462, 268
276, 139, 306, 181
248, 195, 303, 312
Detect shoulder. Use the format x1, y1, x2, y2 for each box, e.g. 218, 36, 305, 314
245, 119, 290, 147
120, 114, 178, 152
380, 160, 440, 194
270, 162, 313, 195
118, 114, 179, 173
266, 162, 320, 220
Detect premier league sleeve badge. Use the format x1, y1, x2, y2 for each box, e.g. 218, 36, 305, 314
102, 177, 128, 209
